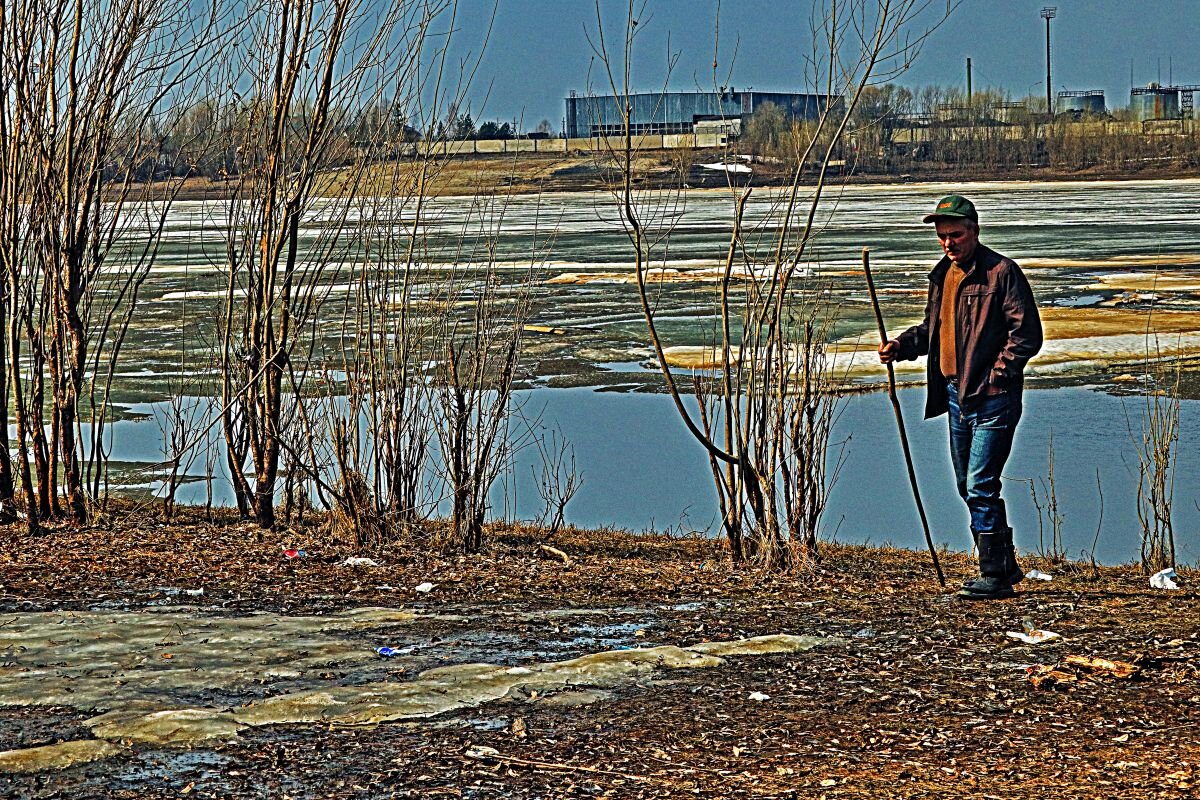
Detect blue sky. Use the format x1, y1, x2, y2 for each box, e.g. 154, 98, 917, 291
443, 0, 1200, 130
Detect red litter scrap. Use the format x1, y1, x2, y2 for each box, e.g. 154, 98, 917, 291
283, 548, 306, 559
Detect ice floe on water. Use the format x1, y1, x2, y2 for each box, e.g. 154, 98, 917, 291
1024, 256, 1200, 272
156, 289, 230, 301
1084, 271, 1200, 291
1034, 332, 1200, 373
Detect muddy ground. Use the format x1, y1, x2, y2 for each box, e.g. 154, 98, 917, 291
0, 512, 1197, 799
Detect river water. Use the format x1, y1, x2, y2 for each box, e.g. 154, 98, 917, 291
107, 384, 1199, 566
104, 177, 1200, 564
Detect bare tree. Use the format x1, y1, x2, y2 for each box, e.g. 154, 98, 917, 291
0, 0, 222, 529
530, 425, 583, 542
1130, 330, 1181, 574
432, 199, 535, 552
286, 0, 523, 554
216, 0, 453, 529
593, 0, 953, 569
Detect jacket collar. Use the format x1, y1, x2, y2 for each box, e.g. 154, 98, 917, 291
928, 243, 995, 283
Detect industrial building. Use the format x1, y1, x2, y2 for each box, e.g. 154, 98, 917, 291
1130, 83, 1199, 121
564, 89, 831, 138
1056, 90, 1106, 118
1132, 84, 1180, 120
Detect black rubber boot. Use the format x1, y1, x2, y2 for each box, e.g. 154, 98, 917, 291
962, 529, 980, 588
958, 531, 1015, 600
962, 527, 1023, 588
1004, 528, 1025, 586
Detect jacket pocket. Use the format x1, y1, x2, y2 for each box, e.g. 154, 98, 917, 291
959, 286, 998, 325
959, 286, 997, 306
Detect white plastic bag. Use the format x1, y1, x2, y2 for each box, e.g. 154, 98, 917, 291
341, 557, 380, 567
1006, 629, 1062, 644
1150, 568, 1179, 590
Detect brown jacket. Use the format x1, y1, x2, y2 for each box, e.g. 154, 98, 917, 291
895, 243, 1042, 419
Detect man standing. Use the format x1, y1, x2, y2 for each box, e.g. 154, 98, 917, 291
879, 195, 1042, 600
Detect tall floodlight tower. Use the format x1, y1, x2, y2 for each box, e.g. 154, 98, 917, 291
1041, 7, 1057, 116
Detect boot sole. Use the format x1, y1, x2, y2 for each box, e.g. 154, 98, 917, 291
961, 569, 1024, 589
956, 586, 1015, 600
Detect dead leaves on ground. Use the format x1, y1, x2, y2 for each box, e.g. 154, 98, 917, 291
1027, 653, 1145, 689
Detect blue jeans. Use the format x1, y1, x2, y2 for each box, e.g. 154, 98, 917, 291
946, 382, 1022, 534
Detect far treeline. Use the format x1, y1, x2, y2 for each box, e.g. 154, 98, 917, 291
742, 85, 1200, 175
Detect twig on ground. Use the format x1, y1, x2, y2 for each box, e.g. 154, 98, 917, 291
464, 746, 662, 784
539, 544, 573, 565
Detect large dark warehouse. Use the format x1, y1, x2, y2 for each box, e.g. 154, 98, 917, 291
564, 89, 833, 138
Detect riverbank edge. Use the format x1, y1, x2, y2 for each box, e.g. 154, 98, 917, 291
161, 153, 1200, 201
0, 507, 1173, 616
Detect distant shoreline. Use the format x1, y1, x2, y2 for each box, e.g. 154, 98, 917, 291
160, 152, 1200, 201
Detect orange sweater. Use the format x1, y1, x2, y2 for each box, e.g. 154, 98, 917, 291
938, 262, 966, 379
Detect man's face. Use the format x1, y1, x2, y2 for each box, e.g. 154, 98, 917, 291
934, 218, 979, 265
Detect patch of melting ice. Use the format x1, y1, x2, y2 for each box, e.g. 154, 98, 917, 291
1050, 294, 1106, 307
417, 615, 657, 665
424, 715, 510, 732
413, 630, 544, 665
601, 360, 654, 373
0, 604, 842, 773
0, 606, 426, 711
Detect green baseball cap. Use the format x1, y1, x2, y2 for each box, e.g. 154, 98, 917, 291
922, 194, 978, 224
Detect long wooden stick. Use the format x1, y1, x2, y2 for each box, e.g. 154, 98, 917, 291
862, 248, 946, 587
